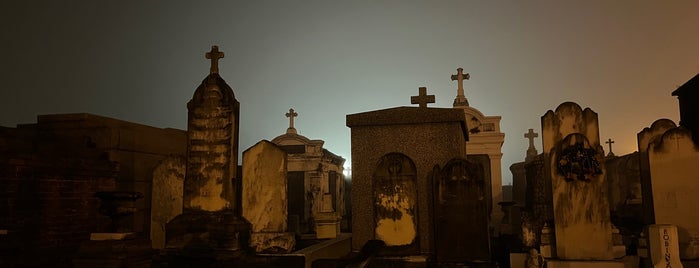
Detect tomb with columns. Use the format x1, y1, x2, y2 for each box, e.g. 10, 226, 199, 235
451, 68, 506, 230
270, 108, 346, 237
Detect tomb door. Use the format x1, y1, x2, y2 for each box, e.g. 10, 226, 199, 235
373, 153, 419, 254
434, 158, 490, 262
287, 171, 305, 233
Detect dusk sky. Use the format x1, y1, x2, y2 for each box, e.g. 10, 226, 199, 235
2, 1, 698, 184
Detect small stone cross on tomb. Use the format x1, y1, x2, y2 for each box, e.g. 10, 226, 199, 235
205, 45, 224, 74
285, 108, 298, 134
525, 129, 538, 150
605, 138, 615, 157
411, 87, 435, 108
451, 68, 470, 97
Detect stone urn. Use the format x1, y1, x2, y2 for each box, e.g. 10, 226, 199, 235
95, 191, 143, 233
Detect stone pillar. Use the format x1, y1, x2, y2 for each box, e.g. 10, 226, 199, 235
164, 46, 250, 260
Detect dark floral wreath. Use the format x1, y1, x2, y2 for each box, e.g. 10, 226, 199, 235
557, 142, 602, 181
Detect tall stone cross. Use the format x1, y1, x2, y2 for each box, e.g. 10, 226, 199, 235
285, 108, 298, 134
411, 87, 435, 108
205, 45, 224, 74
605, 138, 615, 157
451, 67, 470, 107
524, 128, 539, 161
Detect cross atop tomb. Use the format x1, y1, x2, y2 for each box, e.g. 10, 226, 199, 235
524, 128, 539, 161
411, 87, 435, 108
285, 108, 298, 134
451, 67, 470, 107
605, 138, 615, 157
205, 45, 224, 74
525, 129, 538, 149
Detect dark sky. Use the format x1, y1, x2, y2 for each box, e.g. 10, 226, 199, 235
2, 1, 698, 184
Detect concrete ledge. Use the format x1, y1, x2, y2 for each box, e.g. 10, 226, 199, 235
259, 233, 352, 268
546, 259, 625, 268
90, 232, 136, 241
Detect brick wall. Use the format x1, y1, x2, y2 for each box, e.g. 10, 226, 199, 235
0, 128, 118, 267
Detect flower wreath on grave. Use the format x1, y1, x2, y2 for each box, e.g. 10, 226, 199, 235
556, 142, 602, 182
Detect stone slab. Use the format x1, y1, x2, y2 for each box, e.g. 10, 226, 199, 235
510, 252, 527, 268
150, 156, 185, 249
242, 140, 288, 233
282, 233, 351, 268
541, 102, 613, 260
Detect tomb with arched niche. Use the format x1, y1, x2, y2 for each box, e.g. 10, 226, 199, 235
346, 87, 491, 265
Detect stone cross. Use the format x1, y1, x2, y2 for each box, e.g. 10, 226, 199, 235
205, 45, 224, 74
285, 108, 298, 133
525, 129, 538, 150
605, 138, 615, 157
451, 68, 470, 96
524, 128, 539, 161
451, 68, 470, 107
411, 87, 435, 108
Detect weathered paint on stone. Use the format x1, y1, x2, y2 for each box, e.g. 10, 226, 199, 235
374, 190, 417, 246
541, 102, 613, 260
373, 153, 418, 247
150, 156, 185, 249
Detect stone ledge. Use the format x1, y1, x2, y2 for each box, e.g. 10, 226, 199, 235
90, 232, 136, 241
